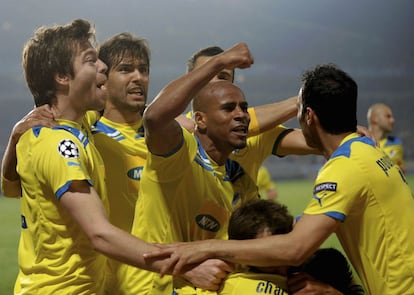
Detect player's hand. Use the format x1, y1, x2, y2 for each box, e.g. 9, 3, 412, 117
181, 259, 233, 290
12, 105, 57, 142
288, 272, 344, 295
144, 240, 216, 276
220, 43, 254, 70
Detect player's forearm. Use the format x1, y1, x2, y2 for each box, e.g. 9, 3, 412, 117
1, 133, 23, 197
144, 57, 225, 128
1, 132, 20, 182
206, 237, 304, 267
252, 96, 298, 134
90, 224, 166, 273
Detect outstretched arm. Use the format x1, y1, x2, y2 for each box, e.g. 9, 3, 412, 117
249, 96, 298, 136
143, 43, 254, 156
1, 105, 56, 197
144, 214, 339, 276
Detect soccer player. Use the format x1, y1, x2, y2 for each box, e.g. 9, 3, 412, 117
124, 43, 270, 294
367, 103, 406, 173
10, 19, 176, 293
1, 41, 317, 294
145, 64, 414, 295
224, 199, 362, 295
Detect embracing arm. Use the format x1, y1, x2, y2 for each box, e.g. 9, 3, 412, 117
60, 180, 165, 271
248, 96, 298, 136
61, 180, 232, 289
147, 214, 339, 276
1, 105, 56, 197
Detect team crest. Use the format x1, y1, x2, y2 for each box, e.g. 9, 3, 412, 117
58, 139, 80, 159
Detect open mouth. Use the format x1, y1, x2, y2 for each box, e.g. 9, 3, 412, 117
128, 87, 145, 96
232, 125, 248, 135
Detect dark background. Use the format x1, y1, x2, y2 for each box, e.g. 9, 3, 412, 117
1, 0, 413, 178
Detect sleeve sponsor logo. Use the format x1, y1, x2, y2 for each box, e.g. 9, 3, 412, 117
313, 182, 337, 194
58, 139, 80, 159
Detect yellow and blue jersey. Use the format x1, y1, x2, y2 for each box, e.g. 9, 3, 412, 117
15, 119, 109, 294
379, 135, 404, 169
92, 116, 148, 294
92, 116, 147, 232
304, 133, 414, 294
125, 127, 259, 294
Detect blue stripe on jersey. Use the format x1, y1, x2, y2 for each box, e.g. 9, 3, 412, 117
194, 136, 215, 172
225, 159, 245, 183
55, 179, 93, 200
32, 126, 43, 137
331, 136, 375, 159
325, 211, 346, 222
92, 121, 125, 141
52, 125, 89, 148
194, 136, 240, 182
384, 136, 402, 146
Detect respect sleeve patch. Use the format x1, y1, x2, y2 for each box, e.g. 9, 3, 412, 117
313, 182, 337, 194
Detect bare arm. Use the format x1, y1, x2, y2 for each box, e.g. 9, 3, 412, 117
276, 129, 320, 156
143, 43, 254, 155
61, 180, 231, 289
145, 214, 339, 276
249, 96, 298, 136
60, 180, 164, 271
1, 105, 56, 197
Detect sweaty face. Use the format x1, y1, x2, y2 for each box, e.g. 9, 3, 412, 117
70, 45, 108, 112
193, 55, 234, 82
105, 56, 149, 113
200, 82, 250, 151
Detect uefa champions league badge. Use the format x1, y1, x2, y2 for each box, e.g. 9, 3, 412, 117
58, 139, 80, 159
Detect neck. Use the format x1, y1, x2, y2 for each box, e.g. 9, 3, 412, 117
319, 131, 353, 160
370, 126, 386, 141
195, 131, 232, 166
51, 101, 85, 124
103, 106, 143, 124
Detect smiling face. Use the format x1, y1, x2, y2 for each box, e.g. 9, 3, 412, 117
104, 55, 149, 114
194, 81, 250, 152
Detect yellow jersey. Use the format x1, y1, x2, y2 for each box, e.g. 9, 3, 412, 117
15, 119, 109, 294
304, 133, 414, 294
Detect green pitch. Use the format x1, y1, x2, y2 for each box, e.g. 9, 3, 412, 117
1, 175, 413, 293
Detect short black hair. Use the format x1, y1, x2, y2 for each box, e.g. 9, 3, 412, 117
301, 64, 358, 134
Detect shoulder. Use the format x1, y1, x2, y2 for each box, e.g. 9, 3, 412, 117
386, 135, 403, 145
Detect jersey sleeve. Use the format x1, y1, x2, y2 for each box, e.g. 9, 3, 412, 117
31, 129, 93, 199
1, 175, 21, 198
304, 156, 366, 222
145, 127, 197, 183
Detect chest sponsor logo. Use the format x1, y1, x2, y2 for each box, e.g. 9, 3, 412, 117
195, 214, 220, 232
127, 166, 143, 180
256, 281, 286, 294
313, 182, 337, 194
